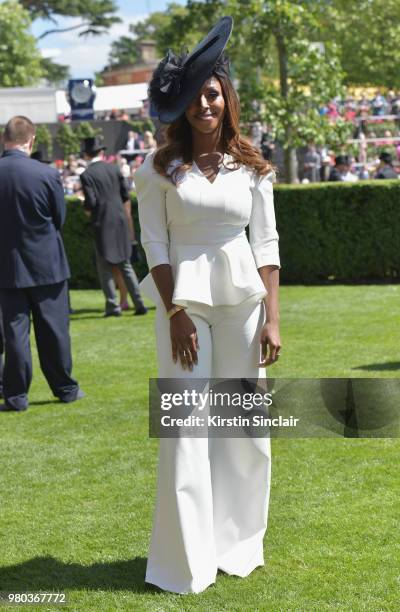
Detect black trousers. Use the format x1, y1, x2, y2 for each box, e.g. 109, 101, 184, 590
0, 280, 78, 409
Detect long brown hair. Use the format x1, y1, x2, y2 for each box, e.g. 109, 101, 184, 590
153, 74, 273, 182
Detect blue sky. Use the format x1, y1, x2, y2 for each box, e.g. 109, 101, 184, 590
31, 0, 187, 79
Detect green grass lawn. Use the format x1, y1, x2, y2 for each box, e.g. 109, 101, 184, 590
0, 286, 399, 611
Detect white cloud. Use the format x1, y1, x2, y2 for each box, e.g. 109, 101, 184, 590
40, 48, 61, 59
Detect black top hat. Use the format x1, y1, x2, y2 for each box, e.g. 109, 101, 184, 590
31, 150, 52, 164
82, 136, 106, 155
379, 151, 393, 165
335, 154, 349, 166
149, 16, 234, 124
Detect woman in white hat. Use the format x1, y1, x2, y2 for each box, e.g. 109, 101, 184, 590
135, 16, 281, 594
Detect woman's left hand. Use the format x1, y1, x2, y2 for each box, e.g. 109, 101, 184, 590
259, 322, 281, 367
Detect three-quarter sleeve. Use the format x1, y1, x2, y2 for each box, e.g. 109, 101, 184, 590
249, 171, 281, 269
134, 156, 170, 269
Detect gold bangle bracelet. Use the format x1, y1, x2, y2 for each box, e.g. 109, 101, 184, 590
167, 305, 185, 319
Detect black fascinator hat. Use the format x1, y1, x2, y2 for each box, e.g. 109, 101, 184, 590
149, 16, 233, 124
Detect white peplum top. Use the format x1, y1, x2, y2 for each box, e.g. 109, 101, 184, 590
134, 152, 280, 308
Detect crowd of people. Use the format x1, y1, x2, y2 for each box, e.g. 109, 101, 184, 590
250, 130, 399, 184
314, 91, 400, 181
250, 89, 400, 183
59, 108, 144, 123
60, 128, 156, 195
45, 91, 400, 198
58, 132, 400, 193
320, 90, 400, 120
302, 145, 399, 183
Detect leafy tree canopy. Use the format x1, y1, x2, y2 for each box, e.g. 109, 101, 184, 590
327, 0, 400, 88
105, 3, 188, 68
40, 56, 70, 86
0, 0, 43, 87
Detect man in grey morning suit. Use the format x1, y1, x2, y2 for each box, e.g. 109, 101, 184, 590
0, 116, 83, 412
80, 137, 147, 317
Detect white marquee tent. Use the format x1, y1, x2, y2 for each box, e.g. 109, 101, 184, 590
56, 83, 148, 116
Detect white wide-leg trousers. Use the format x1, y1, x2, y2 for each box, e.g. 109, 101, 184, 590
145, 300, 271, 594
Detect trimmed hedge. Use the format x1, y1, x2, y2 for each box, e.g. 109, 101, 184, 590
64, 196, 148, 288
63, 180, 400, 287
274, 180, 400, 283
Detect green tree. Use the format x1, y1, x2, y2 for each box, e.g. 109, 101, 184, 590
74, 121, 102, 141
246, 1, 352, 181
56, 122, 103, 158
108, 33, 140, 67
135, 3, 190, 51
94, 71, 105, 87
326, 0, 400, 88
56, 124, 80, 157
126, 119, 155, 134
103, 3, 188, 69
0, 0, 43, 87
33, 124, 53, 157
40, 57, 70, 87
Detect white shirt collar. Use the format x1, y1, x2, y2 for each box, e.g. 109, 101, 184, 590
89, 156, 102, 165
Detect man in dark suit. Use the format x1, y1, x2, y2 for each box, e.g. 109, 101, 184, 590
375, 152, 398, 180
80, 137, 147, 316
328, 155, 349, 182
0, 116, 83, 412
125, 130, 141, 152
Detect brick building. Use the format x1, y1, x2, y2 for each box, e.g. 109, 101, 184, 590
101, 41, 159, 86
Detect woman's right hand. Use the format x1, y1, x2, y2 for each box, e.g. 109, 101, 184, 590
170, 310, 199, 371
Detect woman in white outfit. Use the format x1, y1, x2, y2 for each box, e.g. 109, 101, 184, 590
134, 16, 281, 594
